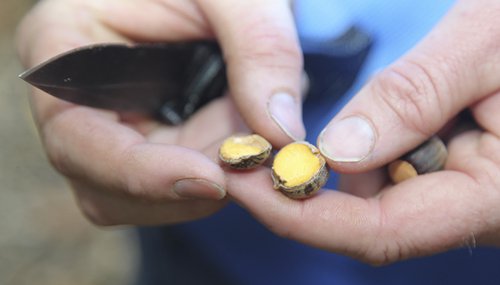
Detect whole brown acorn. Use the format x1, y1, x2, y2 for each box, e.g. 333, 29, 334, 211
388, 136, 448, 184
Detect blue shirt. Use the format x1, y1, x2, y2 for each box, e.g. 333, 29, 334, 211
136, 1, 500, 284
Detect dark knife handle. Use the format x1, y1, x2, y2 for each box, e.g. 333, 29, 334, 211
158, 43, 227, 125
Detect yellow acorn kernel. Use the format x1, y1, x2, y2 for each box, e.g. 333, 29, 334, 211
272, 142, 329, 199
219, 134, 272, 169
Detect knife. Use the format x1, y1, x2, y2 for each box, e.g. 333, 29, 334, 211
20, 26, 374, 125
19, 41, 226, 125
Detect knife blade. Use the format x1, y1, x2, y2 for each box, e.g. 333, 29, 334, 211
19, 41, 226, 125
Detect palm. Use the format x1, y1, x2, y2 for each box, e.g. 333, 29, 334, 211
121, 96, 242, 152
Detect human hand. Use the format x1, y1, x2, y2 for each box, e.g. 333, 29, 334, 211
228, 0, 500, 264
17, 0, 303, 225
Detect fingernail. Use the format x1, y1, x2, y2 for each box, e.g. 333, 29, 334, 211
172, 178, 226, 200
318, 116, 375, 162
268, 92, 306, 141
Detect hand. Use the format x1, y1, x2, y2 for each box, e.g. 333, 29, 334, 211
228, 0, 500, 264
17, 0, 303, 225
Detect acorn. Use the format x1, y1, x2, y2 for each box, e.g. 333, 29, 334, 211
272, 141, 329, 199
219, 134, 272, 169
388, 136, 448, 184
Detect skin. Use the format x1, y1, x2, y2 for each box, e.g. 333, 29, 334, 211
17, 0, 301, 225
17, 0, 500, 265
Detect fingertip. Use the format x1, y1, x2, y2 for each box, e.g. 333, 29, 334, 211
235, 89, 305, 148
228, 47, 305, 147
318, 115, 376, 164
267, 91, 307, 142
197, 0, 304, 147
123, 144, 228, 201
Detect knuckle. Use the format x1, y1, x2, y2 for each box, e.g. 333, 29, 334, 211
40, 108, 86, 179
79, 197, 119, 227
45, 148, 69, 176
262, 203, 307, 241
44, 140, 76, 179
82, 208, 116, 227
73, 186, 121, 227
230, 18, 302, 71
119, 149, 158, 200
268, 221, 296, 240
353, 203, 411, 266
359, 239, 407, 266
79, 199, 119, 227
371, 60, 448, 136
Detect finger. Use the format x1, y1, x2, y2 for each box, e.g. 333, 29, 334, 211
84, 0, 213, 41
17, 0, 213, 67
17, 0, 127, 68
472, 91, 500, 136
227, 163, 493, 265
317, 0, 500, 172
70, 141, 230, 226
337, 169, 386, 198
196, 0, 305, 147
71, 180, 228, 226
43, 107, 227, 202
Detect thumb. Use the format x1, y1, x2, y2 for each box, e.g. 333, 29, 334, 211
317, 0, 500, 172
196, 0, 305, 147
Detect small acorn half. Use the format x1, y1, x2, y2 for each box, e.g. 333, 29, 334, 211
219, 134, 272, 169
388, 136, 448, 184
272, 141, 329, 199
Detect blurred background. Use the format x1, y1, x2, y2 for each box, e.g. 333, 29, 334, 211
0, 1, 136, 284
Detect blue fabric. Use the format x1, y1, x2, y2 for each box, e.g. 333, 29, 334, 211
136, 1, 500, 284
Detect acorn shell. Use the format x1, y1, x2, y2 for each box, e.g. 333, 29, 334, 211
219, 134, 272, 169
271, 142, 329, 199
